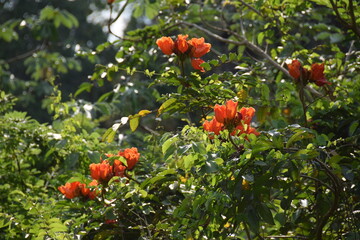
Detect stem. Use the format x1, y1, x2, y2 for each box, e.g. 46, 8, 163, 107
124, 171, 140, 184
180, 59, 185, 77
243, 221, 252, 240
299, 86, 308, 128
178, 21, 323, 98
228, 131, 241, 151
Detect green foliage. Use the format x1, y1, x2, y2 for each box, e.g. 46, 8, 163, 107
1, 0, 360, 239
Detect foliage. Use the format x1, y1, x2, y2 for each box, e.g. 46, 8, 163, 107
1, 0, 360, 239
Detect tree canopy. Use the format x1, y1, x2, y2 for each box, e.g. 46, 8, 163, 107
0, 0, 359, 239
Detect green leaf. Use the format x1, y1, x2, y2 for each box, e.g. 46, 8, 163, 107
74, 82, 92, 97
349, 120, 359, 137
286, 130, 314, 148
200, 62, 211, 71
49, 222, 67, 232
158, 98, 177, 116
257, 32, 265, 45
129, 114, 140, 132
220, 54, 227, 63
102, 127, 116, 143
258, 204, 275, 225
162, 135, 179, 154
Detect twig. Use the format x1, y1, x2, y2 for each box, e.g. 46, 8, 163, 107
124, 171, 140, 184
238, 0, 262, 16
265, 235, 308, 239
312, 158, 341, 240
6, 46, 42, 63
179, 21, 324, 98
300, 174, 334, 192
111, 0, 130, 24
243, 221, 252, 240
329, 0, 360, 38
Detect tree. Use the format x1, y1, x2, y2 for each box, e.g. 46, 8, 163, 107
0, 0, 359, 239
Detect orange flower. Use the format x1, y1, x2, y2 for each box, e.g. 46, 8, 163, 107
214, 100, 238, 125
175, 34, 189, 54
239, 107, 256, 125
90, 161, 113, 184
188, 37, 211, 58
119, 147, 140, 170
309, 63, 331, 86
191, 58, 205, 72
79, 180, 99, 200
156, 37, 175, 55
58, 181, 82, 199
113, 159, 126, 177
287, 60, 302, 80
203, 118, 224, 135
107, 0, 115, 4
235, 124, 260, 136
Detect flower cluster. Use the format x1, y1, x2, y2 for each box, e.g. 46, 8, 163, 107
90, 147, 140, 185
58, 180, 98, 200
58, 147, 140, 200
287, 60, 331, 86
203, 100, 260, 138
156, 34, 211, 72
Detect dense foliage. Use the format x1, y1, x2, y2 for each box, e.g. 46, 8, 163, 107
1, 0, 360, 239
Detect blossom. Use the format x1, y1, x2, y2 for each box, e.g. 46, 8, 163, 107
287, 59, 331, 87
119, 147, 140, 170
189, 37, 211, 58
309, 63, 331, 86
191, 58, 205, 72
214, 100, 238, 125
58, 181, 82, 199
235, 124, 260, 137
113, 159, 126, 177
203, 118, 224, 135
90, 161, 113, 184
175, 34, 189, 54
107, 0, 115, 4
235, 107, 259, 137
239, 107, 256, 125
287, 60, 302, 80
79, 180, 99, 200
156, 34, 211, 72
156, 37, 175, 55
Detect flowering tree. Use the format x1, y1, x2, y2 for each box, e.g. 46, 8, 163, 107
1, 0, 360, 239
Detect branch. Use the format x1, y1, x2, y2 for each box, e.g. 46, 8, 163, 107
179, 21, 323, 97
238, 0, 262, 16
265, 236, 308, 239
6, 46, 42, 63
329, 0, 360, 38
300, 174, 334, 192
312, 158, 341, 240
111, 0, 130, 24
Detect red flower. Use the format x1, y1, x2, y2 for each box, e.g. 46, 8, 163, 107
287, 60, 302, 80
188, 37, 211, 58
58, 181, 82, 199
214, 100, 238, 125
90, 161, 113, 184
235, 124, 260, 137
113, 159, 126, 177
119, 147, 140, 170
203, 118, 224, 135
156, 37, 175, 55
175, 34, 189, 54
191, 58, 205, 72
309, 63, 331, 86
239, 107, 256, 125
80, 180, 99, 200
107, 0, 115, 4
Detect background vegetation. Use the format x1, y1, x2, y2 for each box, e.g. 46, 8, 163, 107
0, 0, 359, 239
